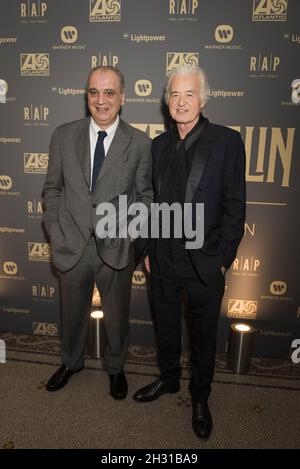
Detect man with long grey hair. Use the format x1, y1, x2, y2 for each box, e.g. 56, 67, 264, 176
133, 65, 246, 439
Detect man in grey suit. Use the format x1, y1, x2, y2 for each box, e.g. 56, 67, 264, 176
43, 66, 153, 398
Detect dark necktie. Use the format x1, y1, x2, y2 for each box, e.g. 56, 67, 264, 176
91, 130, 107, 191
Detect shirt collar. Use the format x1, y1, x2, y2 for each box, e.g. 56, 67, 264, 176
90, 115, 120, 138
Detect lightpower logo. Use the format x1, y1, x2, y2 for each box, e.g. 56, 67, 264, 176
90, 0, 121, 22
252, 0, 288, 22
20, 53, 50, 76
166, 52, 199, 75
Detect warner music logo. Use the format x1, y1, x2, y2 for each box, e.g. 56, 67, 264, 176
252, 0, 288, 22
24, 153, 49, 174
0, 261, 24, 281
91, 52, 118, 68
53, 26, 86, 51
127, 80, 160, 104
28, 242, 51, 262
24, 105, 49, 126
232, 256, 261, 277
33, 322, 58, 336
32, 284, 55, 301
123, 33, 166, 43
228, 300, 258, 319
89, 0, 121, 22
0, 175, 20, 197
250, 53, 280, 78
205, 25, 242, 50
166, 52, 199, 76
169, 0, 198, 21
20, 1, 47, 23
261, 281, 293, 302
27, 199, 43, 218
132, 270, 147, 290
20, 53, 50, 76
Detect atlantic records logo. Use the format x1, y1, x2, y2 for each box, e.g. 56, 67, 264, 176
33, 322, 58, 336
61, 26, 78, 43
215, 25, 233, 43
166, 52, 199, 75
291, 79, 300, 104
0, 175, 12, 190
24, 153, 49, 174
20, 53, 50, 76
28, 242, 51, 262
228, 300, 258, 319
3, 261, 18, 276
252, 0, 288, 22
0, 79, 8, 103
89, 0, 121, 22
135, 80, 152, 97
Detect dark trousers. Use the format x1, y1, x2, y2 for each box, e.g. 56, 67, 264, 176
151, 243, 225, 402
59, 237, 134, 374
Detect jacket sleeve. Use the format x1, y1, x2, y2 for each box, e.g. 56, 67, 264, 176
219, 131, 246, 269
42, 127, 63, 236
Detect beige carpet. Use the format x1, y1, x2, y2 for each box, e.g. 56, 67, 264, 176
0, 334, 299, 449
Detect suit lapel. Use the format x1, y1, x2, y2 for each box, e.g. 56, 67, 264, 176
97, 119, 132, 183
75, 118, 91, 187
184, 136, 211, 203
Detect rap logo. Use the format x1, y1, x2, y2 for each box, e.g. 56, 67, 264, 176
61, 26, 78, 44
20, 1, 47, 17
169, 0, 198, 15
291, 339, 300, 364
132, 271, 146, 285
135, 80, 152, 97
0, 175, 12, 190
3, 261, 17, 275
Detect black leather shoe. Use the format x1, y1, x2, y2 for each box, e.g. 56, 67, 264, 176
192, 401, 213, 439
109, 370, 128, 400
46, 365, 82, 392
133, 378, 180, 402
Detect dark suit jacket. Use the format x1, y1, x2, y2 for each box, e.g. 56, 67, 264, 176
43, 117, 153, 272
150, 119, 246, 285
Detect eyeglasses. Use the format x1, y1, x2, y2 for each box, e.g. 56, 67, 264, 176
87, 88, 118, 99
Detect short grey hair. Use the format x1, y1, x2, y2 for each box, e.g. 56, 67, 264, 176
165, 65, 210, 106
87, 66, 125, 92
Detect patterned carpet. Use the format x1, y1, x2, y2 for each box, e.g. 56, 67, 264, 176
0, 332, 299, 449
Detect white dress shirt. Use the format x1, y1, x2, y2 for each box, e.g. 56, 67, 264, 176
89, 115, 119, 189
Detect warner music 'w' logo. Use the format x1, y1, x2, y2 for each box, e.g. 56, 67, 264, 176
135, 80, 152, 97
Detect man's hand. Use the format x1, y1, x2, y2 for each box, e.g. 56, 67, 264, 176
144, 255, 150, 273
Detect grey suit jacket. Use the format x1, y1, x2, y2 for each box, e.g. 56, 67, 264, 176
43, 117, 153, 272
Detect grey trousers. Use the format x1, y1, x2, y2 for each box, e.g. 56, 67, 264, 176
59, 238, 134, 374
